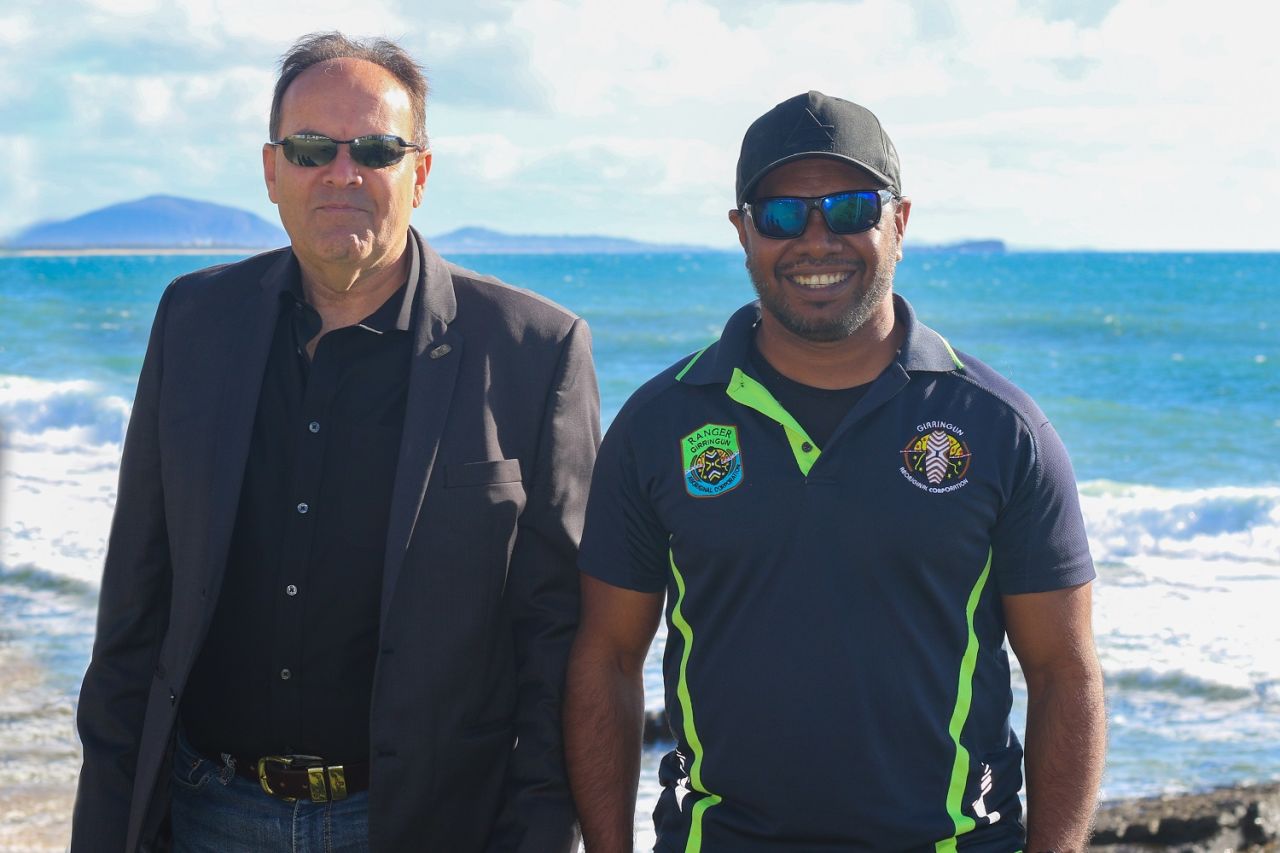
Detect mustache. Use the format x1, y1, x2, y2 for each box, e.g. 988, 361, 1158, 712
776, 259, 865, 274
312, 193, 370, 207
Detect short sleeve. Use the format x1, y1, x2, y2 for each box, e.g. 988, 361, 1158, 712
578, 414, 670, 593
990, 418, 1096, 595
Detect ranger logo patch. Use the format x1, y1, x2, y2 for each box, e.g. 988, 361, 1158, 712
682, 424, 743, 497
900, 421, 972, 494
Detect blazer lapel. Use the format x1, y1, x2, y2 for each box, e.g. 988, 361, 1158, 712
200, 251, 294, 605
381, 232, 460, 621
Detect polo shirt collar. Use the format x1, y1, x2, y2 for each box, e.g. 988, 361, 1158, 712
677, 293, 962, 387
893, 294, 965, 373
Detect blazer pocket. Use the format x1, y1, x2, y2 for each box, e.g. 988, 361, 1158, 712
444, 459, 522, 488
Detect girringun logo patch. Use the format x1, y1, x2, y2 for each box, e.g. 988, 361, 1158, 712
900, 421, 972, 494
681, 423, 743, 498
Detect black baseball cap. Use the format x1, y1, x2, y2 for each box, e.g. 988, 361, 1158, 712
735, 91, 901, 206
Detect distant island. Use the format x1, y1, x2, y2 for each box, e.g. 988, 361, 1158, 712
910, 239, 1005, 254
429, 226, 708, 255
0, 195, 1004, 255
6, 195, 288, 250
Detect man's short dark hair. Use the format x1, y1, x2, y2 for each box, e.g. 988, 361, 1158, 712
270, 32, 429, 148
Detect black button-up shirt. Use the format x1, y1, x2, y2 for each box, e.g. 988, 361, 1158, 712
183, 245, 418, 763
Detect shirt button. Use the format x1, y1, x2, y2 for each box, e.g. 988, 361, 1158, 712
280, 668, 292, 681
308, 421, 320, 434
297, 502, 309, 514
801, 442, 814, 453
286, 584, 298, 597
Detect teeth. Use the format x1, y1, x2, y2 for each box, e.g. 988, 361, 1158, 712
791, 272, 850, 287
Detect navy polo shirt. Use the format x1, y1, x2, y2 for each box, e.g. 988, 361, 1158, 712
579, 295, 1095, 852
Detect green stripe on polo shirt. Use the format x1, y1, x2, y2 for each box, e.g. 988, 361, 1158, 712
940, 335, 965, 370
668, 550, 722, 852
724, 367, 820, 475
675, 345, 711, 382
936, 549, 993, 851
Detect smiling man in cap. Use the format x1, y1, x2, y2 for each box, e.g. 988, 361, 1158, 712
564, 91, 1106, 851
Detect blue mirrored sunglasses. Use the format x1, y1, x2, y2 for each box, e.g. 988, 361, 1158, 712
743, 189, 897, 239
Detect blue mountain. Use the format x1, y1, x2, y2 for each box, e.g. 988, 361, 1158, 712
913, 239, 1005, 253
6, 195, 287, 249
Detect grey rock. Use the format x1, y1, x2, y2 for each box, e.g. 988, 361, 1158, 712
1090, 783, 1280, 852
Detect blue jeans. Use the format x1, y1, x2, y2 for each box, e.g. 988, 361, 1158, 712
170, 730, 370, 852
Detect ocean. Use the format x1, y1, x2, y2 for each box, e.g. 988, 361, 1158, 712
2, 249, 1278, 847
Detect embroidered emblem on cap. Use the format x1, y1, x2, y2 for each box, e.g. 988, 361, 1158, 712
900, 421, 972, 494
681, 424, 743, 498
784, 108, 837, 150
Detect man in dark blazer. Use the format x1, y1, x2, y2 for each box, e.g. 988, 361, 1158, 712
71, 33, 598, 852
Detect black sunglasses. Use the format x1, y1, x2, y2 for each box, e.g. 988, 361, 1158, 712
743, 189, 897, 240
269, 133, 424, 169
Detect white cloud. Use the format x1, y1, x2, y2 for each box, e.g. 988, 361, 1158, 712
81, 0, 162, 13
436, 133, 536, 182
0, 13, 35, 46
0, 136, 44, 237
562, 136, 730, 198
187, 1, 409, 48
66, 68, 272, 135
438, 128, 730, 201
134, 79, 176, 126
509, 0, 946, 115
62, 0, 409, 49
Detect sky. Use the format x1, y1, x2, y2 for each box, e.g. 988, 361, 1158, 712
1, 0, 1276, 251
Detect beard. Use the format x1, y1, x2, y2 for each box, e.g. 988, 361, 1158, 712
747, 252, 897, 343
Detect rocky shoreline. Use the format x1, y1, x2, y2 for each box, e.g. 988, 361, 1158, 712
1090, 782, 1280, 851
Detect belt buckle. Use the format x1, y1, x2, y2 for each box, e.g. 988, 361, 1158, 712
256, 754, 347, 803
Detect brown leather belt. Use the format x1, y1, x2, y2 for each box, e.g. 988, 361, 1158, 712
212, 751, 370, 802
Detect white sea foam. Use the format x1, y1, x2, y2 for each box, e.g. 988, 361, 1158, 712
1, 375, 126, 586
0, 375, 131, 450
1082, 480, 1280, 567
1078, 481, 1280, 696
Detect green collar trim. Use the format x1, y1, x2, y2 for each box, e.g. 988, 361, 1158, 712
725, 367, 820, 476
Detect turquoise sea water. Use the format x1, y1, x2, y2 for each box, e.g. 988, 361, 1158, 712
2, 249, 1279, 841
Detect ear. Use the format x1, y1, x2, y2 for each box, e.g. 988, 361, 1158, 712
892, 197, 911, 260
728, 207, 750, 252
412, 150, 432, 208
263, 144, 280, 204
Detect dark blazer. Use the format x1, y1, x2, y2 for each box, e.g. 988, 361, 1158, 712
71, 230, 600, 852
